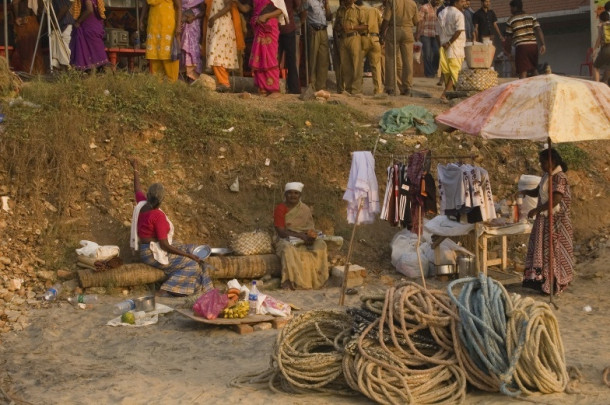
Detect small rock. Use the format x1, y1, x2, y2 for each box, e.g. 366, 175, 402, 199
36, 270, 55, 281
57, 269, 76, 279
253, 322, 272, 331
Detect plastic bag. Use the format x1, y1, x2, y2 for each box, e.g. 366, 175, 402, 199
413, 41, 422, 64
192, 289, 228, 320
260, 294, 291, 317
76, 240, 120, 260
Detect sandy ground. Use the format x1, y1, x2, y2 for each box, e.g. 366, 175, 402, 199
1, 245, 609, 405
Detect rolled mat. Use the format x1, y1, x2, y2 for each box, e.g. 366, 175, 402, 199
78, 263, 166, 288
206, 254, 281, 279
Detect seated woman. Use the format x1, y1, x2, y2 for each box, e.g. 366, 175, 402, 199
129, 159, 213, 296
520, 148, 573, 295
274, 182, 329, 289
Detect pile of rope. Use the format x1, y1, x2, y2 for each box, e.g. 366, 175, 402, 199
230, 310, 355, 395
343, 282, 467, 404
448, 275, 568, 396
232, 276, 569, 404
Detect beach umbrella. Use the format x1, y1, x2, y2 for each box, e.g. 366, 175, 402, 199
435, 73, 610, 305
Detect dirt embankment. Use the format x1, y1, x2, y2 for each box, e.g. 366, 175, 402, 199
0, 74, 609, 337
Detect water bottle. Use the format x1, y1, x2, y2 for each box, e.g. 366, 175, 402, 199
43, 283, 63, 301
68, 294, 99, 304
248, 281, 259, 316
113, 299, 136, 315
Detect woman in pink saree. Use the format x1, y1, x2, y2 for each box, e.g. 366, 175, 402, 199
247, 0, 288, 96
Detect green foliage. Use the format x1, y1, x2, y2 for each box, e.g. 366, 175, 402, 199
555, 144, 590, 170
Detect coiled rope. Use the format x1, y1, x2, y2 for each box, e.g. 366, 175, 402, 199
448, 275, 568, 396
230, 310, 355, 395
344, 282, 467, 404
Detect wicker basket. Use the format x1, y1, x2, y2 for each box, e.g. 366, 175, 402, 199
206, 254, 281, 279
456, 68, 498, 92
78, 263, 166, 288
231, 230, 273, 256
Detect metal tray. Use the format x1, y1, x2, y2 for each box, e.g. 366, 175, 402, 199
193, 245, 211, 260
210, 247, 233, 256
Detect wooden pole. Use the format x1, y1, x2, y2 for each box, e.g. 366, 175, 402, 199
547, 139, 558, 309
416, 205, 426, 289
339, 199, 363, 306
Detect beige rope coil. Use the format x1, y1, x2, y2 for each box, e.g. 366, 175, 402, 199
346, 282, 467, 404
230, 310, 355, 395
505, 294, 569, 395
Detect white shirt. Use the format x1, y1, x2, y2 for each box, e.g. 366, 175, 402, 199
438, 6, 465, 59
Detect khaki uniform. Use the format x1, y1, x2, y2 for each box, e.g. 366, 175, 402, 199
332, 5, 345, 92
360, 5, 383, 94
336, 4, 365, 94
382, 0, 419, 94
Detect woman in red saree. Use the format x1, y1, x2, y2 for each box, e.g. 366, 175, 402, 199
246, 0, 288, 97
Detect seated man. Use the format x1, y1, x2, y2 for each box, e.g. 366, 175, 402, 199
274, 182, 329, 289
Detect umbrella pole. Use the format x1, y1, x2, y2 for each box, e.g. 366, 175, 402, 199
547, 139, 558, 309
339, 198, 363, 306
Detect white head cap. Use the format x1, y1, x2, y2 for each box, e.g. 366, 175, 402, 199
284, 182, 304, 193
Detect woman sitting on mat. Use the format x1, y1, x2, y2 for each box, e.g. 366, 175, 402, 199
274, 182, 329, 289
520, 148, 573, 295
129, 159, 213, 296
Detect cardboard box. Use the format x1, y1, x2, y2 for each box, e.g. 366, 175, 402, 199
465, 44, 496, 69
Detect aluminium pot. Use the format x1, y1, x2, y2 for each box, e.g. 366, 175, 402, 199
134, 295, 156, 312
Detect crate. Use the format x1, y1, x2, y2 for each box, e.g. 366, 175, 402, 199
105, 28, 129, 48
464, 44, 496, 69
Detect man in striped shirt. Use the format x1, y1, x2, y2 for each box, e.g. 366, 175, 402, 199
505, 0, 546, 79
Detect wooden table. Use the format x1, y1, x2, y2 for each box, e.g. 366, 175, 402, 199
475, 222, 532, 275
105, 47, 147, 72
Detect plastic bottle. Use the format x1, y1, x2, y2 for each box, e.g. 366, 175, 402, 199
133, 32, 140, 49
43, 283, 63, 301
68, 294, 99, 304
113, 299, 136, 315
248, 281, 259, 316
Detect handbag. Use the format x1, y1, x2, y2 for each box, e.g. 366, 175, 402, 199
231, 230, 273, 256
170, 35, 180, 61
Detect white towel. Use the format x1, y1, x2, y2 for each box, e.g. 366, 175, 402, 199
130, 201, 147, 252
343, 151, 380, 224
270, 0, 289, 25
27, 0, 38, 15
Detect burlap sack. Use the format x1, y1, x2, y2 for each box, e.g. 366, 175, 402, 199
230, 230, 273, 256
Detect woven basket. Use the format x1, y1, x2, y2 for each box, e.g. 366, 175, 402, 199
231, 230, 273, 256
456, 68, 498, 92
207, 254, 281, 279
78, 263, 166, 288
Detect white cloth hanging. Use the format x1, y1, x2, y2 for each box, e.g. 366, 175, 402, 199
343, 151, 380, 224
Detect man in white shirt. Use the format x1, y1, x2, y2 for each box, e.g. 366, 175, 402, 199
437, 0, 465, 102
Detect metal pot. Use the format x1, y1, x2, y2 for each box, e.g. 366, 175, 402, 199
134, 295, 155, 312
457, 255, 476, 277
429, 263, 457, 276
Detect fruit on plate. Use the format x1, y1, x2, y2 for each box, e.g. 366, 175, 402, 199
121, 311, 136, 325
221, 301, 249, 319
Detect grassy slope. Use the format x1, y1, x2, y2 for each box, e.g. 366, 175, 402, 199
1, 72, 608, 272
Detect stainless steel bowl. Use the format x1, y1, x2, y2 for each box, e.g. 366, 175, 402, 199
134, 295, 156, 312
193, 245, 211, 260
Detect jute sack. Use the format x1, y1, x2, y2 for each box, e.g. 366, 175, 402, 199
231, 230, 273, 256
456, 68, 498, 92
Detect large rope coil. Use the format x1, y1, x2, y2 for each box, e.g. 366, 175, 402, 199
506, 294, 568, 395
344, 282, 467, 404
230, 310, 354, 394
448, 275, 568, 396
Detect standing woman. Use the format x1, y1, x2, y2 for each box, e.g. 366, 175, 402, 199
141, 0, 182, 81
70, 0, 110, 71
247, 0, 289, 97
181, 0, 205, 82
521, 149, 574, 295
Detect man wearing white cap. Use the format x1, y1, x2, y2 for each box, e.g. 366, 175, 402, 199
274, 182, 329, 289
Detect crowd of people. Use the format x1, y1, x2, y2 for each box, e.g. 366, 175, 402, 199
4, 0, 609, 91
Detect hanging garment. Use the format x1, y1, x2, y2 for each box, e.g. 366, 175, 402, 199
343, 151, 380, 224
